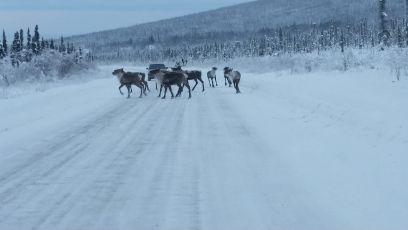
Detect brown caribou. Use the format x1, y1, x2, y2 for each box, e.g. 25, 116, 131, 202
150, 69, 192, 99
112, 68, 148, 98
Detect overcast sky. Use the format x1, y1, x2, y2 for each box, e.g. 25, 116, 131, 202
0, 0, 251, 38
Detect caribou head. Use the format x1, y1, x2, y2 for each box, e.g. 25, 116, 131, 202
112, 68, 125, 80
112, 68, 124, 76
224, 67, 233, 74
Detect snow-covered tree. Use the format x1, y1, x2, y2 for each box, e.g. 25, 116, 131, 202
50, 40, 55, 50
59, 37, 66, 53
397, 26, 403, 47
41, 37, 45, 50
27, 28, 31, 50
2, 30, 7, 55
379, 0, 390, 47
19, 29, 24, 51
406, 0, 408, 19
11, 32, 21, 53
0, 46, 4, 59
32, 25, 41, 55
11, 32, 21, 67
340, 29, 345, 53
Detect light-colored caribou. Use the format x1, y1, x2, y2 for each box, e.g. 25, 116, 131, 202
224, 67, 241, 94
112, 68, 148, 98
207, 67, 218, 88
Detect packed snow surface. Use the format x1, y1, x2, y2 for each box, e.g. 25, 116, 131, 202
0, 67, 407, 230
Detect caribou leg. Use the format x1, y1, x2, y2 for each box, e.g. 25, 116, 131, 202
119, 84, 125, 95
215, 76, 218, 86
143, 83, 148, 96
197, 77, 205, 92
158, 84, 163, 97
162, 86, 168, 99
138, 85, 144, 98
185, 82, 192, 99
234, 79, 241, 94
169, 85, 175, 99
126, 85, 132, 98
227, 77, 232, 87
176, 83, 182, 97
141, 83, 146, 95
144, 81, 150, 92
192, 79, 199, 91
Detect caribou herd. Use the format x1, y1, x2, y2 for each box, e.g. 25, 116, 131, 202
112, 65, 241, 99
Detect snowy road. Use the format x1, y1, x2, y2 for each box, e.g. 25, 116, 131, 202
0, 69, 407, 230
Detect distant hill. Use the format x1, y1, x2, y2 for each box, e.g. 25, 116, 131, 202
68, 0, 405, 53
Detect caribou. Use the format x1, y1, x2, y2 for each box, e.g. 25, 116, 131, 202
150, 69, 192, 99
207, 67, 218, 88
172, 66, 205, 92
224, 70, 232, 87
138, 72, 150, 92
112, 68, 148, 98
224, 67, 241, 94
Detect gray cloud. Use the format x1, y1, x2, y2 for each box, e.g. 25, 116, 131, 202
0, 0, 251, 37
0, 0, 251, 11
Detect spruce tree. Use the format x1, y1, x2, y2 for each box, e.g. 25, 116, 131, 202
397, 26, 403, 47
59, 36, 66, 53
0, 46, 4, 59
41, 37, 45, 50
2, 30, 7, 55
12, 32, 21, 53
19, 29, 24, 51
27, 28, 31, 50
32, 25, 40, 54
405, 23, 408, 47
406, 0, 408, 20
11, 32, 20, 67
340, 29, 345, 53
278, 28, 283, 51
50, 40, 55, 50
379, 0, 390, 48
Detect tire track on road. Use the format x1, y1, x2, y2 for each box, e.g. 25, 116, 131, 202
0, 98, 159, 227
29, 98, 165, 229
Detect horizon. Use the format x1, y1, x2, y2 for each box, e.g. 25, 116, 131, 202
0, 0, 251, 39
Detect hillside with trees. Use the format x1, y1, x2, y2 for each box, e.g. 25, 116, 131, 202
67, 0, 407, 64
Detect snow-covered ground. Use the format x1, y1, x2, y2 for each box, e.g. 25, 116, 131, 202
0, 67, 407, 230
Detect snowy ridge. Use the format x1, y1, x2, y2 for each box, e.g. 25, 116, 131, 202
68, 0, 403, 49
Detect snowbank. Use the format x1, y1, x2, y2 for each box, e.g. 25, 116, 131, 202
0, 49, 96, 96
184, 47, 408, 81
0, 65, 103, 100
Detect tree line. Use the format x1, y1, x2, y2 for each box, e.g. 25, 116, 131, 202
0, 25, 92, 68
